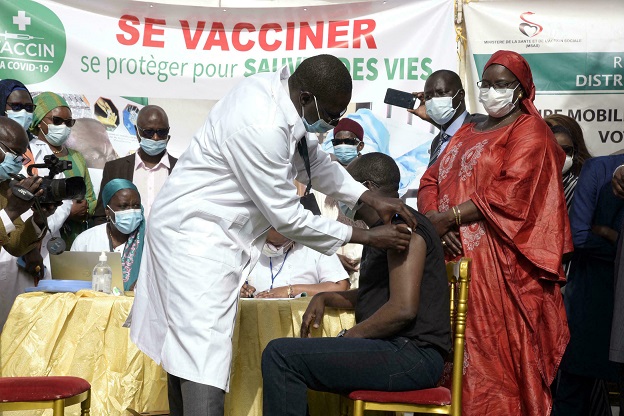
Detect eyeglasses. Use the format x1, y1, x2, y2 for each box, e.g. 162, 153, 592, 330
45, 116, 76, 127
6, 102, 36, 113
0, 142, 28, 165
332, 138, 360, 146
476, 80, 519, 93
137, 126, 170, 139
313, 96, 346, 127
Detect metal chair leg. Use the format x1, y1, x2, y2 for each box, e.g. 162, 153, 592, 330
81, 389, 91, 415
52, 398, 65, 416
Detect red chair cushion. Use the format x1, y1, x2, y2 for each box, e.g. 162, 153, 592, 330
348, 386, 451, 406
0, 377, 91, 402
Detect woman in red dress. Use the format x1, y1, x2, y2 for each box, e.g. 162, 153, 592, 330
418, 50, 572, 415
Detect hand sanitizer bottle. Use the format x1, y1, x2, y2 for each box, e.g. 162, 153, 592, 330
92, 251, 112, 294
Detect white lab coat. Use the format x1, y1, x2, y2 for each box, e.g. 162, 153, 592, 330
131, 66, 367, 390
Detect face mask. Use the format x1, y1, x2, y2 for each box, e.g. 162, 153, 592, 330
108, 206, 143, 234
262, 241, 294, 258
562, 155, 574, 174
140, 137, 168, 156
43, 122, 71, 146
333, 144, 359, 165
478, 84, 520, 118
0, 153, 23, 181
338, 201, 363, 220
425, 90, 460, 125
301, 99, 334, 134
6, 109, 33, 131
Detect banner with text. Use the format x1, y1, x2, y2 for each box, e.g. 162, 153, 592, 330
0, 0, 455, 103
0, 0, 456, 198
464, 0, 624, 156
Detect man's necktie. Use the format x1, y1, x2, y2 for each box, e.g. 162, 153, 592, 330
428, 132, 451, 167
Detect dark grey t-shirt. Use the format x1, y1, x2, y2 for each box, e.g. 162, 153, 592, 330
355, 209, 451, 355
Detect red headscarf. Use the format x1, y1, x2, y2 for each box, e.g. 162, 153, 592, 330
483, 50, 540, 119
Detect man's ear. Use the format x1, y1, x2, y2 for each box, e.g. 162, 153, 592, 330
299, 91, 313, 107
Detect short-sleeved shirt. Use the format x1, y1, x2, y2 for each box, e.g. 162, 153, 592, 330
355, 208, 451, 354
246, 243, 349, 292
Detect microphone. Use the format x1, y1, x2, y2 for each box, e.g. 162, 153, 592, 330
47, 236, 66, 255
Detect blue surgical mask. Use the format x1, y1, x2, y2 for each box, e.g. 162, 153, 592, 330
338, 201, 363, 220
301, 97, 334, 134
425, 90, 460, 125
43, 122, 71, 146
0, 153, 22, 181
108, 206, 143, 234
6, 109, 33, 131
333, 144, 359, 165
140, 137, 168, 156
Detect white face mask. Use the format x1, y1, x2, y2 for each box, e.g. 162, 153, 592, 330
43, 122, 71, 146
562, 155, 574, 174
262, 241, 294, 258
478, 84, 520, 118
425, 90, 460, 125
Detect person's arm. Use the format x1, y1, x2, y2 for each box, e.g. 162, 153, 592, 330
612, 164, 624, 199
255, 280, 350, 298
77, 153, 97, 215
300, 289, 359, 338
343, 231, 426, 339
299, 135, 418, 230
222, 127, 411, 255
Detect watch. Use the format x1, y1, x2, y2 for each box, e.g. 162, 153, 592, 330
337, 329, 348, 338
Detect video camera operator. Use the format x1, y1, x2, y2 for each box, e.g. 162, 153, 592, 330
0, 118, 49, 256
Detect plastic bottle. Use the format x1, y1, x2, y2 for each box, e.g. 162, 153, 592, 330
92, 251, 112, 294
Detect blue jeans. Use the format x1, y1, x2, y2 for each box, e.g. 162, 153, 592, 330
261, 336, 444, 416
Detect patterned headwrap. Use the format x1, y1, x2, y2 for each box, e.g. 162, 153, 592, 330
30, 92, 69, 135
483, 50, 540, 119
0, 79, 31, 116
102, 179, 145, 291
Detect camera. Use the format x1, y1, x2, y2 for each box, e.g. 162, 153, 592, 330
10, 154, 86, 204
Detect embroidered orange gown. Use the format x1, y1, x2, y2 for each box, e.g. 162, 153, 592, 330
418, 114, 572, 415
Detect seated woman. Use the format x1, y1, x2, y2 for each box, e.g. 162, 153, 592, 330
241, 227, 350, 298
71, 179, 144, 291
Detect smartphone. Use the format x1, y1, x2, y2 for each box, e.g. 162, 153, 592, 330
384, 88, 417, 109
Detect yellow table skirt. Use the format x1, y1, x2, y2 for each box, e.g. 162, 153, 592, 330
226, 298, 357, 416
0, 291, 167, 416
2, 293, 389, 416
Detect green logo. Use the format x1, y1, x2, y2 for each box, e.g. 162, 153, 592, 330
0, 0, 66, 83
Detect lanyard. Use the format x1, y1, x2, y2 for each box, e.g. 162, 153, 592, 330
269, 247, 292, 289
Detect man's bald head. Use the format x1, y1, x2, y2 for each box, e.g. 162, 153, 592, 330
425, 70, 463, 92
136, 105, 169, 128
0, 117, 29, 155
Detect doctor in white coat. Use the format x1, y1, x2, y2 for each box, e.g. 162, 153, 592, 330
130, 54, 416, 416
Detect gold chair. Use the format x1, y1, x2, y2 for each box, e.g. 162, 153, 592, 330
0, 376, 91, 415
348, 257, 471, 416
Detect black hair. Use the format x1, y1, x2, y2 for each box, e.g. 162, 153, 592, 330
348, 152, 400, 194
291, 54, 352, 102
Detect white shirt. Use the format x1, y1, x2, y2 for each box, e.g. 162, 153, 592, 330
71, 223, 125, 254
131, 65, 367, 390
247, 243, 348, 293
439, 110, 468, 154
133, 151, 170, 220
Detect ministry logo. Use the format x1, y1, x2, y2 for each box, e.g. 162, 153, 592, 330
519, 12, 543, 38
0, 0, 66, 83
